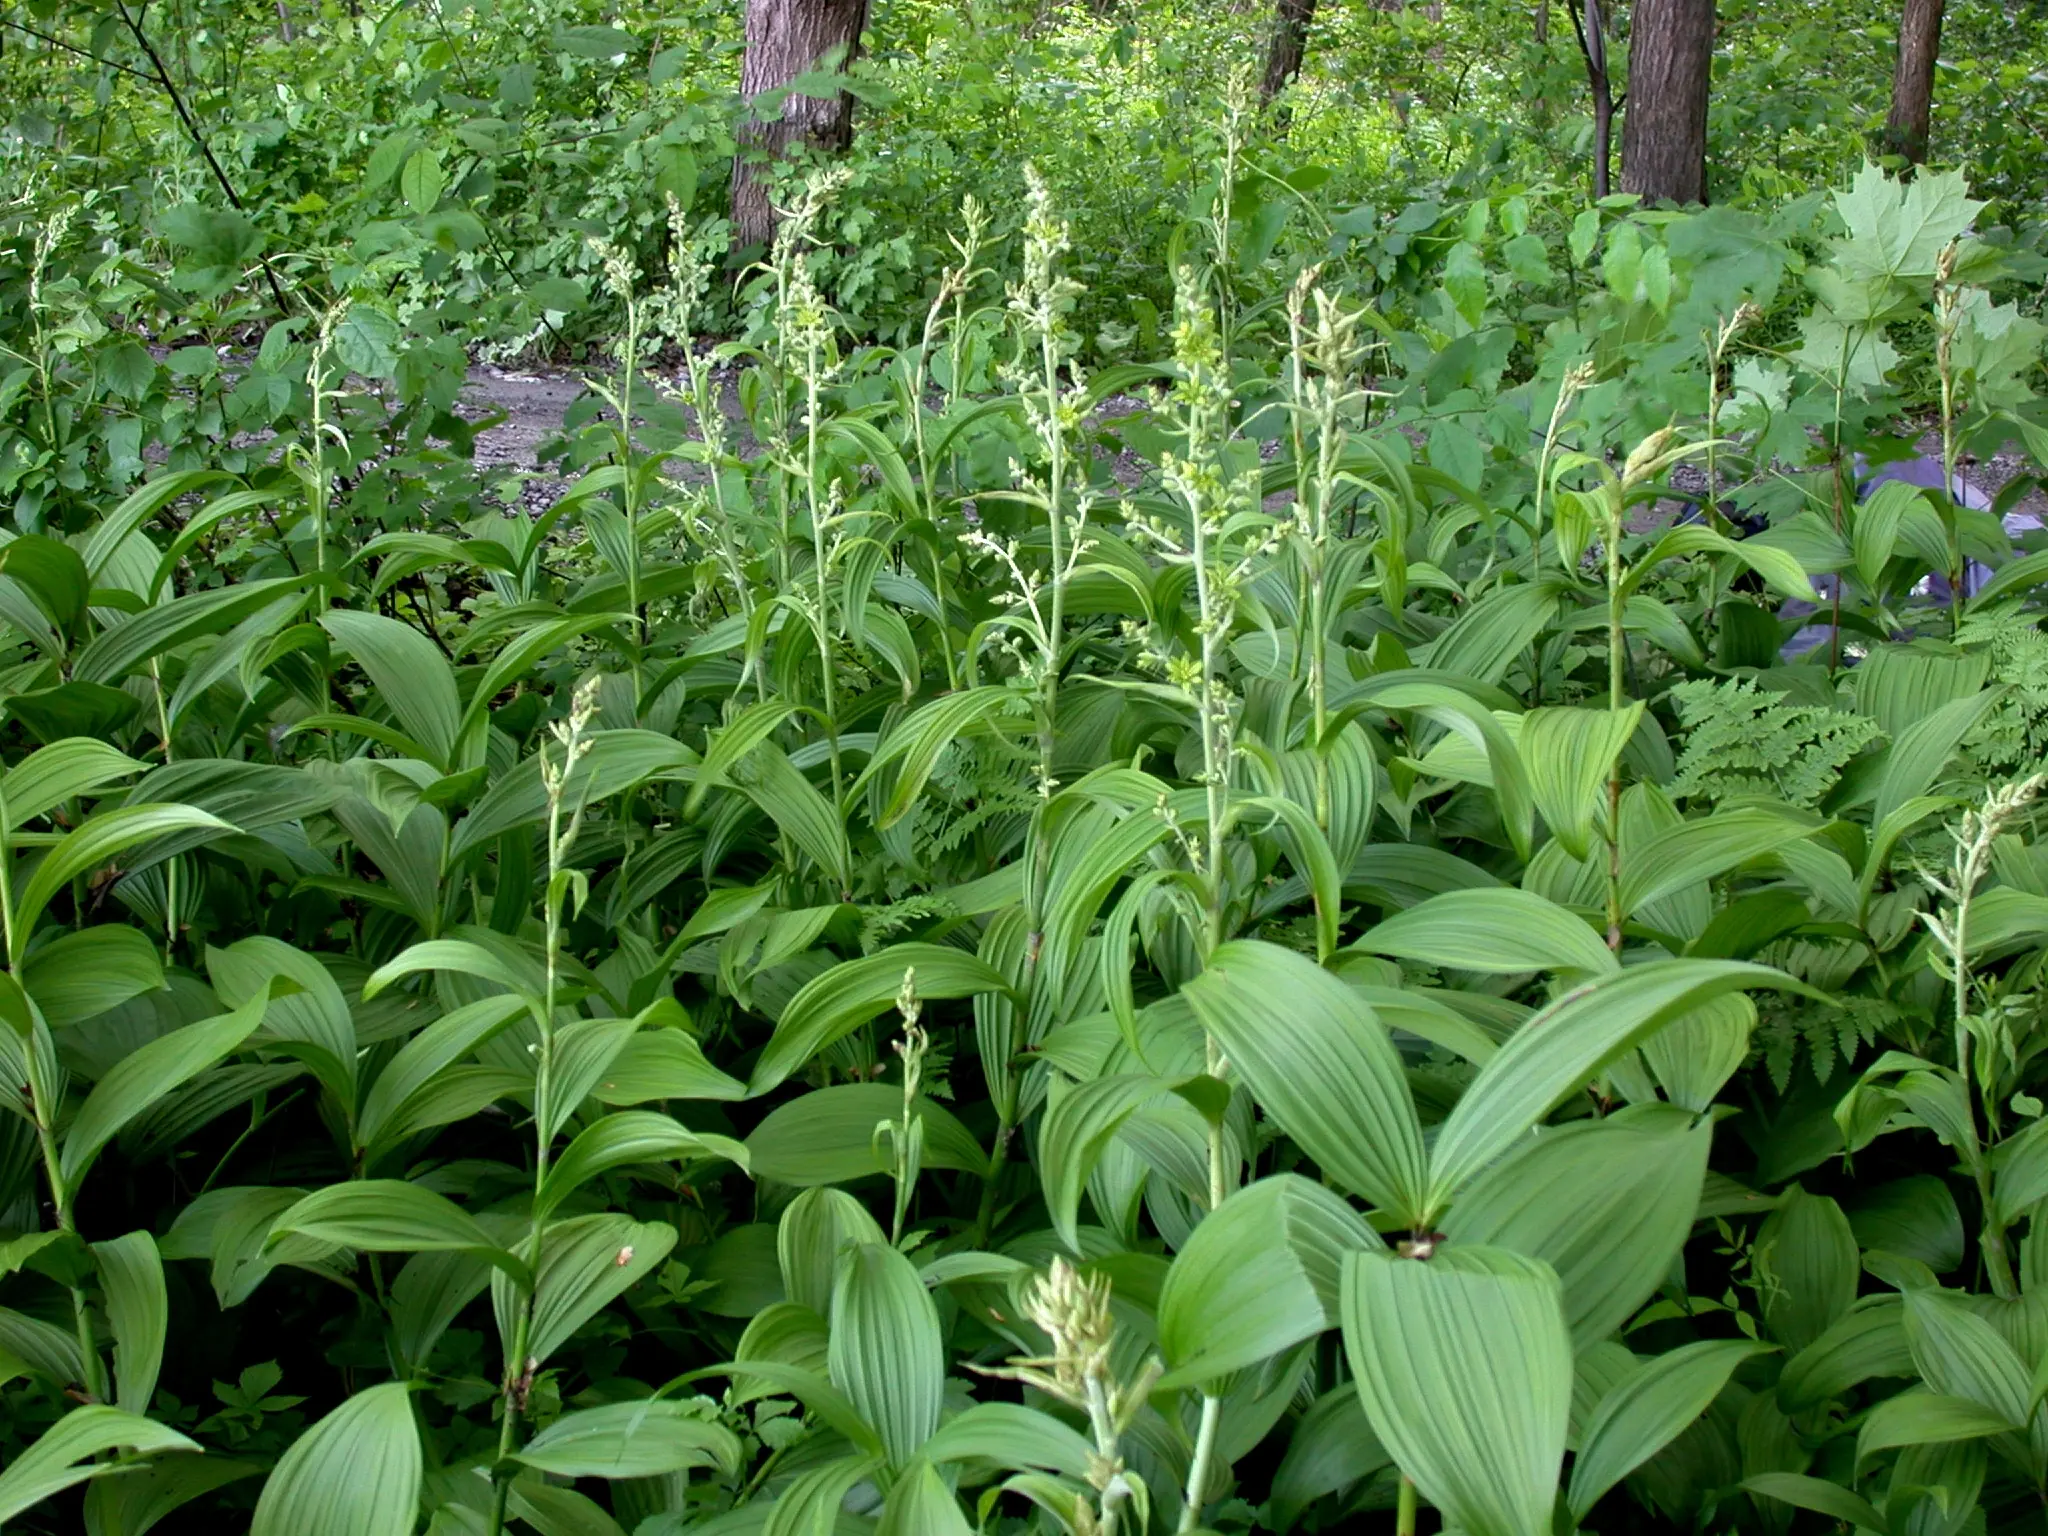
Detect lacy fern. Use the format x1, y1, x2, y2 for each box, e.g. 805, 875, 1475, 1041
1667, 676, 1881, 807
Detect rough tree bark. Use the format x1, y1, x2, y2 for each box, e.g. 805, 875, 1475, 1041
1259, 0, 1316, 108
1884, 0, 1946, 162
730, 0, 869, 249
1620, 0, 1716, 205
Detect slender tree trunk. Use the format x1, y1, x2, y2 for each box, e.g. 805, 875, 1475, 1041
730, 0, 869, 249
1620, 0, 1715, 205
1566, 0, 1613, 199
1884, 0, 1946, 162
1259, 0, 1316, 108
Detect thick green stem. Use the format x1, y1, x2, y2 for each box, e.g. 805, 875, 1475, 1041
1603, 497, 1627, 951
972, 1120, 1012, 1247
1084, 1374, 1131, 1536
1396, 1474, 1419, 1536
1178, 1391, 1223, 1533
803, 352, 844, 808
1037, 324, 1067, 793
486, 716, 588, 1536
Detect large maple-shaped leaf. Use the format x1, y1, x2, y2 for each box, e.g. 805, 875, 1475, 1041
1831, 163, 1985, 283
1793, 312, 1900, 395
1953, 289, 2048, 408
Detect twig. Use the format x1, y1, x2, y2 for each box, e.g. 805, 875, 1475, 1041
110, 0, 296, 315
0, 16, 155, 81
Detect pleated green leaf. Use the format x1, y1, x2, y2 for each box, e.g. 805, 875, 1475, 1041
1445, 1105, 1711, 1347
450, 728, 697, 859
763, 1453, 884, 1536
1520, 703, 1642, 861
1902, 1287, 2041, 1478
512, 1400, 742, 1479
1615, 807, 1818, 916
1873, 687, 2003, 829
778, 1188, 887, 1316
1756, 1185, 1859, 1353
251, 1383, 418, 1536
856, 685, 1018, 829
1341, 1245, 1572, 1536
1270, 1387, 1391, 1531
1640, 993, 1755, 1111
735, 742, 852, 893
536, 1110, 748, 1220
0, 737, 145, 829
921, 1403, 1094, 1480
496, 1213, 678, 1366
1568, 1338, 1769, 1518
750, 943, 1011, 1094
685, 698, 797, 816
1039, 1072, 1170, 1253
1425, 960, 1787, 1215
828, 1242, 944, 1469
0, 1407, 198, 1526
271, 1180, 525, 1281
1354, 888, 1616, 979
745, 1082, 988, 1187
1183, 940, 1427, 1224
1358, 678, 1535, 858
15, 804, 234, 964
1742, 1472, 1886, 1530
320, 610, 461, 770
91, 1231, 168, 1415
1157, 1174, 1377, 1389
60, 987, 268, 1193
354, 995, 528, 1155
1776, 1297, 1913, 1412
1856, 1390, 2016, 1466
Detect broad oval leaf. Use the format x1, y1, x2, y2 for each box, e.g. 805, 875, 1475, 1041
1157, 1174, 1377, 1389
1353, 888, 1616, 979
1425, 960, 1790, 1215
512, 1400, 742, 1480
749, 943, 1011, 1094
1445, 1105, 1711, 1347
829, 1242, 943, 1470
0, 1406, 198, 1526
250, 1381, 421, 1536
1568, 1338, 1769, 1518
1341, 1245, 1572, 1536
1182, 940, 1427, 1225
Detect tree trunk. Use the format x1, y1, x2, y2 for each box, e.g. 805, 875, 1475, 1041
1566, 0, 1613, 199
730, 0, 869, 250
1259, 0, 1316, 108
1884, 0, 1946, 162
1619, 0, 1715, 205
